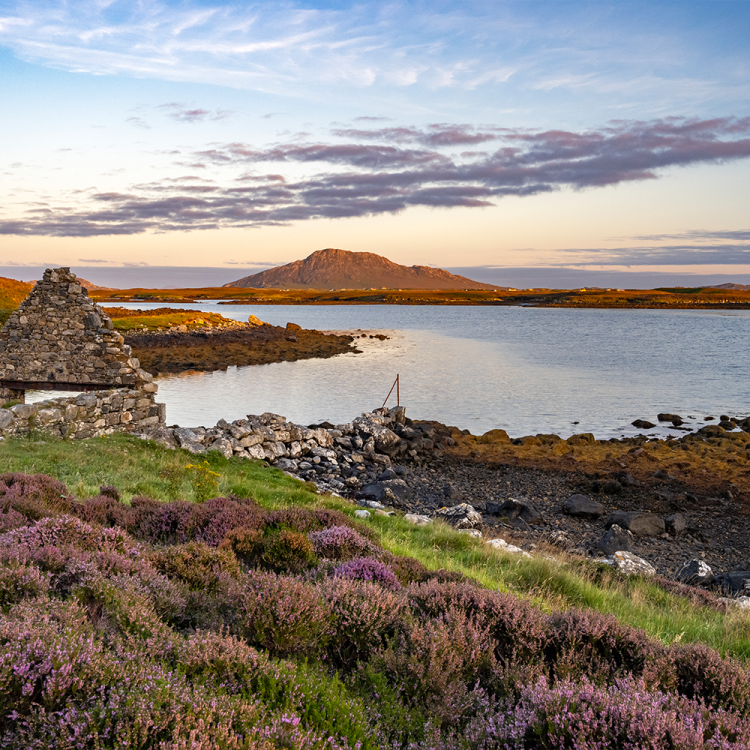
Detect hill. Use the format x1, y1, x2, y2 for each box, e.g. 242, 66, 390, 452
225, 248, 498, 290
0, 276, 33, 309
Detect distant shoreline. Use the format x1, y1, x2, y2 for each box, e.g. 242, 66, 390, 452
89, 286, 750, 310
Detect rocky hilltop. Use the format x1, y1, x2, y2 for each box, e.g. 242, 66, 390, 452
225, 248, 497, 290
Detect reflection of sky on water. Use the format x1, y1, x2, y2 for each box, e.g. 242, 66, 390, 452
29, 304, 750, 438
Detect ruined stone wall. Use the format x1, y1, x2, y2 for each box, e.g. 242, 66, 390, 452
0, 267, 166, 438
0, 267, 152, 389
0, 388, 166, 439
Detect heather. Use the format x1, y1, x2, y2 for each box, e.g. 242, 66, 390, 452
1, 436, 750, 747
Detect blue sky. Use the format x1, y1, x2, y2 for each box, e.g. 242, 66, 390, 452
1, 0, 749, 287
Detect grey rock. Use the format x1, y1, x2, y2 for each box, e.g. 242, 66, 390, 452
495, 498, 542, 524
599, 524, 634, 555
665, 513, 687, 537
611, 551, 656, 576
362, 478, 411, 501
718, 571, 750, 594
605, 511, 665, 537
174, 427, 202, 448
435, 503, 482, 529
208, 437, 233, 459
275, 458, 299, 472
562, 494, 604, 519
403, 513, 431, 526
0, 409, 13, 429
354, 509, 371, 519
676, 559, 715, 586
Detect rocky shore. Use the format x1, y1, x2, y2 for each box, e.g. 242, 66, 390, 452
124, 320, 360, 373
136, 406, 750, 604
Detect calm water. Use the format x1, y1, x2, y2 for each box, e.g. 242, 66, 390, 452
30, 303, 750, 438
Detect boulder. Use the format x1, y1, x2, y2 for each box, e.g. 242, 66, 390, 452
435, 503, 482, 529
361, 478, 411, 502
717, 571, 750, 594
403, 513, 431, 526
718, 596, 750, 610
657, 413, 683, 426
698, 424, 726, 438
598, 524, 634, 555
486, 538, 531, 557
275, 458, 299, 472
612, 551, 656, 576
632, 419, 656, 429
207, 437, 233, 459
0, 409, 13, 429
174, 427, 202, 448
562, 494, 604, 519
665, 513, 687, 537
459, 528, 482, 538
354, 418, 401, 454
494, 498, 542, 524
605, 511, 665, 537
676, 559, 715, 586
354, 509, 371, 519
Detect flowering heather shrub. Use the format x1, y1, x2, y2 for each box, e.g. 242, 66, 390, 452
211, 570, 334, 657
98, 484, 120, 501
308, 525, 376, 561
368, 606, 497, 726
0, 598, 103, 721
333, 557, 401, 591
670, 642, 750, 715
418, 677, 750, 750
546, 608, 668, 688
0, 508, 25, 534
407, 581, 548, 674
0, 563, 49, 609
129, 497, 197, 545
267, 507, 376, 538
259, 529, 318, 574
0, 515, 133, 556
319, 577, 408, 669
653, 574, 728, 613
0, 473, 71, 521
220, 525, 263, 565
150, 541, 243, 591
188, 495, 267, 546
73, 493, 131, 528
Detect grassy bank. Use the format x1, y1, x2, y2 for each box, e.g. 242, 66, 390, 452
2, 433, 748, 661
4, 433, 750, 747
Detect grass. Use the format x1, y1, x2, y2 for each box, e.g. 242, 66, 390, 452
2, 432, 749, 662
103, 307, 242, 332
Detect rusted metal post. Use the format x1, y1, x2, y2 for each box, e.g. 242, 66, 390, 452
382, 374, 400, 408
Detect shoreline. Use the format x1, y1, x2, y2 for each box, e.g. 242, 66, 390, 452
134, 406, 750, 595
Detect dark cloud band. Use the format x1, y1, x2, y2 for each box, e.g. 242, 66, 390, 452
2, 116, 750, 238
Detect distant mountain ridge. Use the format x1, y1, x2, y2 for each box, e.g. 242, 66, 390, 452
224, 248, 497, 290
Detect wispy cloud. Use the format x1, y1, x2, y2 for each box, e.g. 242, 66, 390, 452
158, 102, 233, 122
2, 0, 743, 113
2, 116, 750, 238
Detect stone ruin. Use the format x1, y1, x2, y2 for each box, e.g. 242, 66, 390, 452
0, 267, 165, 438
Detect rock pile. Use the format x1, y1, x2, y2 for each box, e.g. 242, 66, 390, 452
140, 405, 445, 496
0, 268, 154, 394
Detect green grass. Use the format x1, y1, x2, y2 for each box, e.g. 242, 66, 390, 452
2, 433, 749, 660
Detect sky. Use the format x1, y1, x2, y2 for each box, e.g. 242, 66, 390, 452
1, 0, 750, 288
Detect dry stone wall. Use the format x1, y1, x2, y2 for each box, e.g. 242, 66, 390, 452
0, 267, 165, 438
0, 389, 166, 439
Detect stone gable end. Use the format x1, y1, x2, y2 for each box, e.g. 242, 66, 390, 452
0, 267, 153, 390
0, 268, 165, 439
